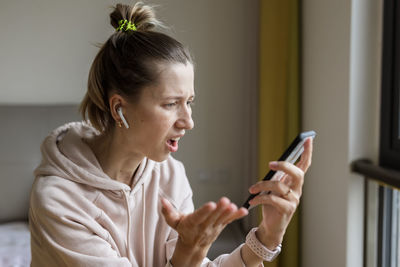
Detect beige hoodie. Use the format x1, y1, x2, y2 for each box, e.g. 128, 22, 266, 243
29, 122, 245, 267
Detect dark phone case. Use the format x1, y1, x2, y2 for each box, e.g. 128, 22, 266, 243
242, 131, 316, 209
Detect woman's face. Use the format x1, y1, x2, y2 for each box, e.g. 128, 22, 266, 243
123, 62, 195, 162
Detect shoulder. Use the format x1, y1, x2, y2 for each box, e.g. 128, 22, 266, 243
30, 175, 99, 217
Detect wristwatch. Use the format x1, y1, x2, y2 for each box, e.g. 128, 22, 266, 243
245, 227, 282, 262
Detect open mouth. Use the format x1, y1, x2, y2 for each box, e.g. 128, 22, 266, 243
167, 137, 180, 152
166, 137, 180, 152
167, 139, 177, 146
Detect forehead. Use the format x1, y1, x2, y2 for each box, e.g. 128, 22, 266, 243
149, 62, 195, 99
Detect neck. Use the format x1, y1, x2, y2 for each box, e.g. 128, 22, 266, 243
87, 128, 144, 187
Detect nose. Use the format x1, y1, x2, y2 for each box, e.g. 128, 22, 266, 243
176, 105, 194, 130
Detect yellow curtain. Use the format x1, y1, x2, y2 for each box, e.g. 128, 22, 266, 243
258, 0, 300, 266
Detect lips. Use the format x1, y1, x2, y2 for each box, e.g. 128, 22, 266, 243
166, 136, 181, 152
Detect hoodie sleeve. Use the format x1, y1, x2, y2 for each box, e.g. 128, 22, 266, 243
29, 184, 133, 267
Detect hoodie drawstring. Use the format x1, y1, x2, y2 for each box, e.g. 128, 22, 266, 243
123, 190, 132, 261
124, 185, 146, 266
142, 183, 146, 267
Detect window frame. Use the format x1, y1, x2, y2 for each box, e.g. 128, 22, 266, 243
378, 0, 400, 265
380, 0, 400, 170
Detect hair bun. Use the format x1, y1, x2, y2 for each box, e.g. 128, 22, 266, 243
110, 2, 162, 32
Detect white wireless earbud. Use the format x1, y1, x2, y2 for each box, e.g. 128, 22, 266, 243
117, 106, 130, 129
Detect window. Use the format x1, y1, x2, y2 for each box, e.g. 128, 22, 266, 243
380, 0, 400, 171
353, 0, 400, 266
377, 0, 400, 265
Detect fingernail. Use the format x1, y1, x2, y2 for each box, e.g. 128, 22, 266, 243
206, 201, 217, 209
241, 208, 249, 216
269, 161, 278, 168
161, 198, 170, 207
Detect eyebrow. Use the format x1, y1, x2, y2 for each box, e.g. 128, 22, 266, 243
160, 95, 195, 100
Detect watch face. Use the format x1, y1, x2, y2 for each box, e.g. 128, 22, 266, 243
266, 246, 281, 261
265, 246, 280, 261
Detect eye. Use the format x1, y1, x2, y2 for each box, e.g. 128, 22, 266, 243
165, 102, 177, 108
187, 99, 195, 106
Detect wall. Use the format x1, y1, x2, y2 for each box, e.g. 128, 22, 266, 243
301, 0, 382, 266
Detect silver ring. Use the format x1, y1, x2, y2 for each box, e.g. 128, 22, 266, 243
285, 188, 293, 197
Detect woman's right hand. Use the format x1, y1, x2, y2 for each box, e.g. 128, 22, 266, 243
161, 197, 248, 267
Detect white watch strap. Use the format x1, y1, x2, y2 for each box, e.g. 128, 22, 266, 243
245, 227, 282, 262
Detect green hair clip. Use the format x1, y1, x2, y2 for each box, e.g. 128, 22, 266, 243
116, 19, 137, 32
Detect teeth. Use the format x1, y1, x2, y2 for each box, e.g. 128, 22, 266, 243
170, 137, 180, 141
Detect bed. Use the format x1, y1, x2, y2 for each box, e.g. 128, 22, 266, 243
0, 222, 31, 266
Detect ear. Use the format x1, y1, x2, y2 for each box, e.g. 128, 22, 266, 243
108, 94, 127, 122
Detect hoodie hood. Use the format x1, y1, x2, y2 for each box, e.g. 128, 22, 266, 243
34, 121, 152, 192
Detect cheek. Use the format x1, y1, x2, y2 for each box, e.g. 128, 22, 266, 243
136, 111, 175, 136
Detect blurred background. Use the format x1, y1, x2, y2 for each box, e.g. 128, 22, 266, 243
0, 0, 259, 207
0, 0, 389, 267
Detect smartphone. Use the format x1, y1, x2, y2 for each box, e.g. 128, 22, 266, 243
242, 130, 316, 209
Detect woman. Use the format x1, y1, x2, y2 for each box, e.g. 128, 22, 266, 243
29, 3, 313, 267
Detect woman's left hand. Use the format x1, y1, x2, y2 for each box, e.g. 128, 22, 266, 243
247, 138, 313, 249
161, 196, 248, 266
